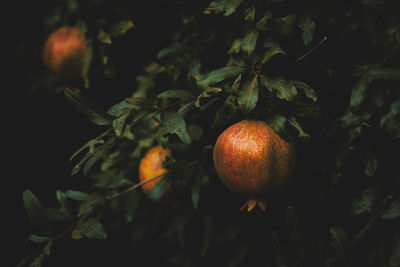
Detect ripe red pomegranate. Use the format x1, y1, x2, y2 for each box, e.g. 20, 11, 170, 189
213, 120, 296, 211
43, 26, 87, 80
139, 146, 171, 194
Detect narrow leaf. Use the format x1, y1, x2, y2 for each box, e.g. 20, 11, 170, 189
238, 75, 259, 114
28, 235, 51, 244
244, 5, 255, 21
329, 226, 348, 265
23, 190, 51, 235
65, 190, 96, 202
157, 90, 194, 99
285, 206, 307, 263
125, 97, 155, 109
256, 10, 272, 31
263, 77, 297, 101
349, 74, 373, 111
161, 111, 191, 144
364, 157, 377, 177
77, 217, 107, 239
148, 173, 171, 201
109, 20, 134, 38
198, 66, 244, 88
203, 0, 244, 16
64, 89, 113, 126
293, 81, 318, 102
382, 198, 400, 220
350, 186, 379, 215
288, 116, 310, 139
367, 68, 400, 80
261, 43, 286, 65
241, 29, 259, 56
195, 87, 222, 107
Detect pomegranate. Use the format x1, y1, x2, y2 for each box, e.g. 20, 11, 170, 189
139, 146, 171, 194
43, 26, 87, 80
213, 120, 296, 210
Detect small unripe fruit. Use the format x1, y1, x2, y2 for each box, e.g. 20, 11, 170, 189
213, 120, 296, 196
139, 146, 171, 194
43, 26, 87, 80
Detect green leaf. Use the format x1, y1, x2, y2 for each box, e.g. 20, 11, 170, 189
329, 226, 348, 265
262, 77, 298, 101
364, 157, 377, 176
288, 116, 310, 139
229, 243, 249, 267
157, 90, 194, 100
298, 17, 316, 46
43, 240, 53, 257
28, 235, 51, 244
191, 165, 209, 210
232, 73, 242, 94
65, 190, 96, 202
64, 89, 114, 126
238, 75, 259, 114
132, 75, 154, 97
349, 74, 373, 111
23, 190, 52, 235
187, 123, 204, 141
212, 95, 237, 127
125, 97, 155, 109
203, 0, 244, 16
256, 10, 272, 31
367, 68, 400, 80
195, 87, 222, 107
109, 20, 134, 38
272, 229, 292, 267
121, 191, 142, 223
45, 208, 72, 222
261, 42, 286, 65
148, 173, 171, 201
244, 5, 255, 21
266, 114, 289, 138
112, 113, 129, 137
56, 190, 74, 219
292, 81, 318, 102
382, 198, 400, 220
241, 29, 259, 56
228, 39, 243, 54
82, 46, 93, 88
350, 186, 379, 215
379, 98, 400, 137
285, 206, 307, 263
77, 217, 107, 239
157, 43, 184, 59
198, 66, 244, 88
161, 111, 192, 144
107, 100, 133, 117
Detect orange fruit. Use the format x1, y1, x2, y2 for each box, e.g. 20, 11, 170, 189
213, 120, 296, 210
43, 26, 87, 80
139, 146, 171, 194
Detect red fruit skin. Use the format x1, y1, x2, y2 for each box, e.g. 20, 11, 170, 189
213, 120, 296, 196
43, 26, 87, 80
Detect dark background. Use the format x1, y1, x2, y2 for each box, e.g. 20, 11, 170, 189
8, 1, 187, 265
8, 0, 400, 266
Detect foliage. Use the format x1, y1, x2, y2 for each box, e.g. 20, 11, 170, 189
17, 0, 400, 266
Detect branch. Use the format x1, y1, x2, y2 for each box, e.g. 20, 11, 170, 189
107, 159, 199, 200
296, 36, 327, 62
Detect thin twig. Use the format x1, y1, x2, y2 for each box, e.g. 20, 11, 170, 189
108, 159, 199, 200
155, 97, 197, 111
296, 36, 327, 62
